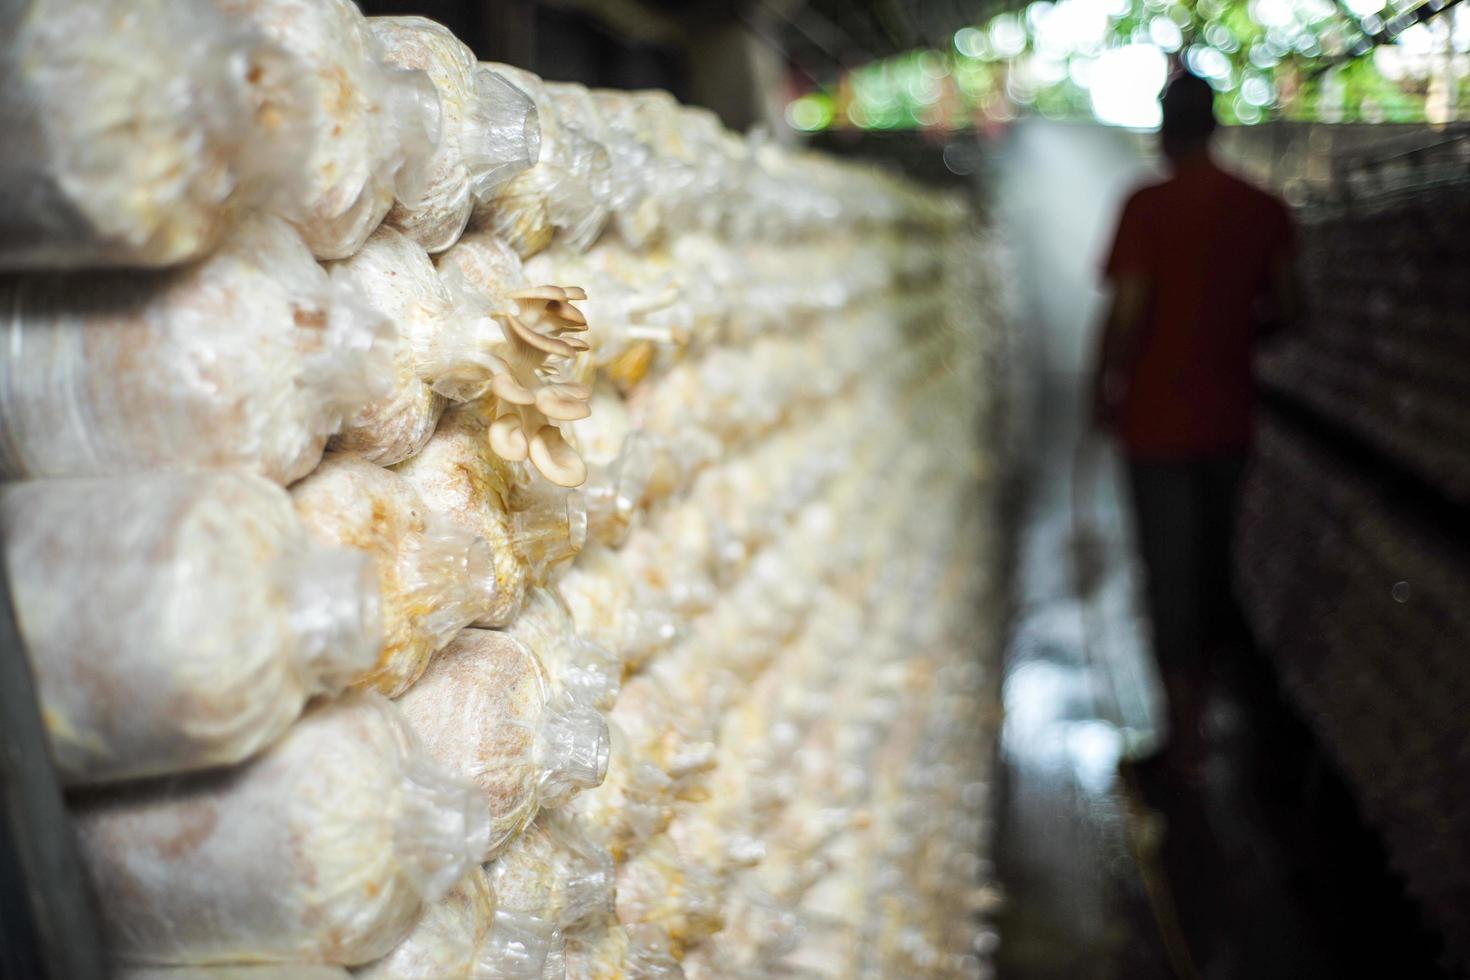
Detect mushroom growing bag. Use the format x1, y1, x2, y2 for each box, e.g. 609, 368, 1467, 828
475, 909, 558, 980
394, 405, 588, 630
0, 0, 311, 269
327, 226, 476, 466
353, 866, 560, 980
488, 808, 615, 932
506, 586, 620, 712
0, 215, 389, 484
75, 693, 490, 966
291, 452, 498, 696
615, 835, 725, 961
555, 543, 677, 677
393, 406, 528, 627
1, 472, 380, 786
395, 628, 609, 858
214, 0, 437, 259
123, 969, 350, 980
353, 867, 495, 980
475, 66, 611, 257
369, 17, 539, 253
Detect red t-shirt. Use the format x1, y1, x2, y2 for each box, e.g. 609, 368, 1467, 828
1102, 158, 1295, 459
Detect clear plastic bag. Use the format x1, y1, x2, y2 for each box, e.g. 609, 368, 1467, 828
579, 431, 654, 547
477, 66, 611, 257
506, 470, 589, 582
609, 668, 718, 803
626, 428, 721, 507
396, 628, 546, 857
508, 585, 619, 711
291, 452, 498, 695
680, 871, 803, 978
542, 932, 568, 980
392, 405, 527, 627
326, 226, 502, 466
354, 867, 565, 980
538, 811, 617, 933
665, 104, 745, 237
2, 472, 379, 786
488, 809, 615, 932
215, 0, 438, 259
435, 227, 525, 319
122, 968, 351, 980
354, 866, 496, 980
75, 693, 490, 966
393, 405, 587, 626
619, 502, 717, 622
579, 91, 658, 250
0, 214, 390, 485
555, 544, 678, 676
606, 92, 736, 240
542, 82, 619, 218
620, 924, 686, 980
474, 70, 546, 203
476, 908, 557, 980
370, 18, 539, 253
395, 628, 608, 859
587, 90, 693, 250
0, 0, 313, 270
566, 724, 673, 863
562, 921, 631, 980
534, 689, 612, 811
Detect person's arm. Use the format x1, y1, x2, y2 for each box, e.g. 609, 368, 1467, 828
1090, 273, 1148, 431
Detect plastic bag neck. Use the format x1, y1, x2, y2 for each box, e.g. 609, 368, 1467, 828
534, 692, 610, 808
283, 541, 382, 691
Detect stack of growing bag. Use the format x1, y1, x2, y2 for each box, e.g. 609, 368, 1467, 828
2, 3, 1007, 976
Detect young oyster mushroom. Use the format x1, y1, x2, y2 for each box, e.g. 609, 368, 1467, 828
436, 231, 594, 487
489, 284, 593, 488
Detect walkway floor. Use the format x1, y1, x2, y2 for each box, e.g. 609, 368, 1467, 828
992, 408, 1447, 980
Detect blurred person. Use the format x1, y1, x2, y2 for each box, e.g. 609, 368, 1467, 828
1090, 73, 1297, 778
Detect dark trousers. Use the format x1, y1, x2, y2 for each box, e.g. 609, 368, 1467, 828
1127, 455, 1247, 745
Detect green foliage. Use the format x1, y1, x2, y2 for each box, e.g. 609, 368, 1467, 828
792, 0, 1465, 130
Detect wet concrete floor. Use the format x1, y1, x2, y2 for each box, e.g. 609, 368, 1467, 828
992, 411, 1447, 980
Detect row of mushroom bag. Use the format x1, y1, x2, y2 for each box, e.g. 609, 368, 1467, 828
0, 0, 1004, 976
2, 0, 953, 273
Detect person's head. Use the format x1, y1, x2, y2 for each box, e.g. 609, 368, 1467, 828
1160, 73, 1217, 164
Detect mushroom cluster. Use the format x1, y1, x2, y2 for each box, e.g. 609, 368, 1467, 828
485, 284, 594, 488
435, 231, 595, 488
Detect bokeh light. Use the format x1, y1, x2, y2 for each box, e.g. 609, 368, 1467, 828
954, 25, 988, 58
784, 1, 1470, 131
1090, 43, 1168, 127
785, 93, 835, 132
